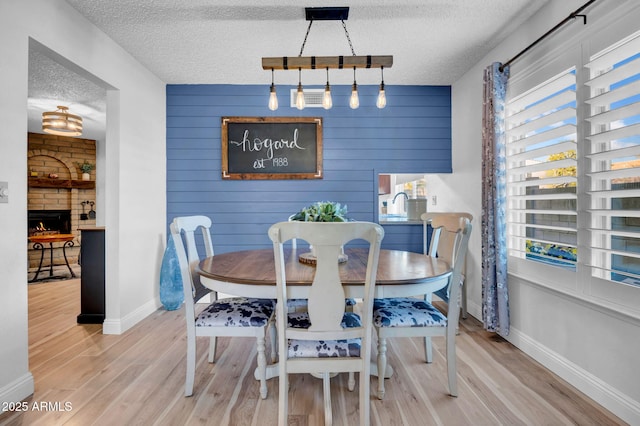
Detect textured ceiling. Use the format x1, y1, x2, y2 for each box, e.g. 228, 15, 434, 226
62, 0, 549, 86
28, 0, 551, 138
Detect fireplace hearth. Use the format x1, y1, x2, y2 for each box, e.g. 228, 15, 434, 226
28, 210, 71, 236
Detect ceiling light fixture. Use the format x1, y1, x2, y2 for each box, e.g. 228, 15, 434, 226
42, 105, 83, 136
322, 67, 332, 110
262, 7, 392, 109
350, 67, 359, 109
268, 68, 278, 111
295, 68, 305, 110
376, 67, 386, 109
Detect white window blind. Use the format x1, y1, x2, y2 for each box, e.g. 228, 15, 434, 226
506, 70, 578, 267
585, 32, 640, 286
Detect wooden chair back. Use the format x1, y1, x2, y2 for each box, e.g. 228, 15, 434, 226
422, 212, 473, 260
431, 216, 472, 326
171, 215, 215, 307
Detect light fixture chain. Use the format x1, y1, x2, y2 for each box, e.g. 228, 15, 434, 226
298, 20, 314, 56
341, 20, 356, 56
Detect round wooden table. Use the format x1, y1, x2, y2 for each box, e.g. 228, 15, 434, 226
197, 247, 452, 299
197, 247, 452, 380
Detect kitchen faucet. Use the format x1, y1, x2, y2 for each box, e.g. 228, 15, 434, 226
392, 192, 409, 204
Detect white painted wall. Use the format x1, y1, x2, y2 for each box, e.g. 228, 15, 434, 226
0, 0, 165, 405
450, 0, 640, 423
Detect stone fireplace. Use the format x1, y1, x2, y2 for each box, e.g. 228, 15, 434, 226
27, 132, 96, 269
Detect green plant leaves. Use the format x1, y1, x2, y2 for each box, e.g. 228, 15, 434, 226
290, 201, 349, 222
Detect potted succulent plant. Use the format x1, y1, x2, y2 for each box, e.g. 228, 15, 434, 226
289, 201, 349, 222
76, 161, 95, 181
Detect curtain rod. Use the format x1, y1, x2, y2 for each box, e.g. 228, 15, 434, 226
499, 0, 598, 72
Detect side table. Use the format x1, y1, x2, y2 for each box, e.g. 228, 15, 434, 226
28, 233, 76, 282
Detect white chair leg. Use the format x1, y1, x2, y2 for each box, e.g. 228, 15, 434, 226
424, 336, 433, 363
360, 366, 370, 426
208, 336, 217, 363
269, 320, 277, 363
348, 372, 355, 391
423, 293, 434, 363
376, 336, 387, 400
461, 282, 468, 319
446, 332, 458, 397
323, 372, 332, 426
278, 372, 288, 426
256, 335, 268, 399
185, 334, 196, 397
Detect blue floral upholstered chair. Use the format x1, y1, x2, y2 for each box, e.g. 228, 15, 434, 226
374, 215, 472, 399
170, 215, 276, 399
269, 221, 384, 426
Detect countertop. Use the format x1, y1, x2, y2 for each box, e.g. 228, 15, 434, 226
379, 214, 423, 225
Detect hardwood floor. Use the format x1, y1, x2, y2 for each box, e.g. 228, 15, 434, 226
0, 278, 626, 425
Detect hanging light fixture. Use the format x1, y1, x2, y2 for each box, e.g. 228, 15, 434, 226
42, 105, 83, 136
376, 66, 387, 109
349, 67, 359, 109
322, 67, 332, 109
262, 7, 392, 109
295, 68, 305, 110
268, 68, 278, 111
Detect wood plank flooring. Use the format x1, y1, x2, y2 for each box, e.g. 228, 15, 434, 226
0, 278, 626, 425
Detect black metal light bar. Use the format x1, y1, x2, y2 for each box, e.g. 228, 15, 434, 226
305, 7, 349, 21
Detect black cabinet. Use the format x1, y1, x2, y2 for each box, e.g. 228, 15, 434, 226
77, 227, 105, 324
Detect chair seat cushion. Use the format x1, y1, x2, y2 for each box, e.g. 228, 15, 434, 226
373, 297, 447, 328
286, 312, 362, 358
195, 297, 275, 327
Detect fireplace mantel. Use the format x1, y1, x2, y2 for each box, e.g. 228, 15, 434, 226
28, 177, 95, 189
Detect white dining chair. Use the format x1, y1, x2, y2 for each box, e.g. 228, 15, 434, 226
374, 216, 471, 398
171, 215, 276, 398
269, 221, 384, 426
422, 212, 473, 321
419, 212, 473, 369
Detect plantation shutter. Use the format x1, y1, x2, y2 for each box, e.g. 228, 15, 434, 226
585, 32, 640, 285
505, 69, 578, 266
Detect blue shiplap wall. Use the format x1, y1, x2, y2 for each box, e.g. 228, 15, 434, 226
166, 84, 451, 253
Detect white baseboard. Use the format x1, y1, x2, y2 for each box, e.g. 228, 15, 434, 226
466, 299, 482, 321
102, 298, 161, 335
0, 372, 34, 406
506, 326, 640, 425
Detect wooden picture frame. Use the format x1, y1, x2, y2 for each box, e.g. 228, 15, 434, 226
221, 116, 323, 180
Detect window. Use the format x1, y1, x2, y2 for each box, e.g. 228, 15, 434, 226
585, 35, 640, 287
504, 6, 640, 316
506, 69, 578, 268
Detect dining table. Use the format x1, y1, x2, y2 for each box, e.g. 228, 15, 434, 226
196, 246, 452, 380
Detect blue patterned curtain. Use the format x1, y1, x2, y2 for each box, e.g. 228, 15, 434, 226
481, 62, 510, 336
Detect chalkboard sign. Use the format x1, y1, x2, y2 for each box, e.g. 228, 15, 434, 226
221, 117, 323, 180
